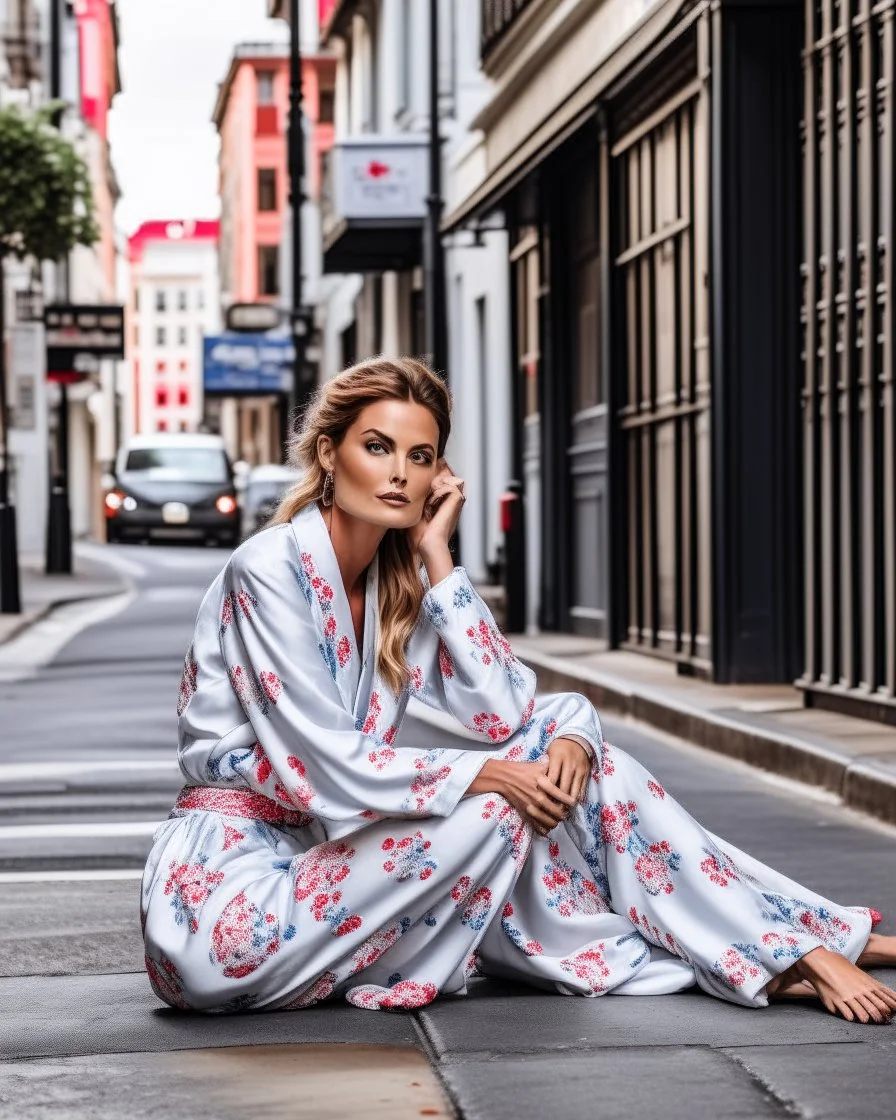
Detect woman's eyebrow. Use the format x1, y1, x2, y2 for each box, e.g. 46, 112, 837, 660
361, 428, 435, 453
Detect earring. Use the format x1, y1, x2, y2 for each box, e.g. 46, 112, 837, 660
321, 470, 334, 507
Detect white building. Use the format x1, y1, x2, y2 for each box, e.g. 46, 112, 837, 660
125, 220, 221, 438
308, 0, 512, 586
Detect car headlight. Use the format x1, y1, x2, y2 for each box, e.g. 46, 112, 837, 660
104, 489, 125, 515
215, 494, 238, 515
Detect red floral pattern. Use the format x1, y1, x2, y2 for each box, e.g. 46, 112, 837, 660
177, 648, 198, 716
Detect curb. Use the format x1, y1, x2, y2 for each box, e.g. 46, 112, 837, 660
519, 647, 896, 829
0, 605, 55, 648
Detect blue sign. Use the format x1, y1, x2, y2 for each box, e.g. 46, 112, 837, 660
203, 333, 295, 395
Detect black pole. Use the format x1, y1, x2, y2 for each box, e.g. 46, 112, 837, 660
0, 261, 22, 614
287, 0, 309, 455
46, 0, 72, 573
424, 0, 447, 380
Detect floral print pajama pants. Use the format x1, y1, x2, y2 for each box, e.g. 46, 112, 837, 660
142, 735, 874, 1013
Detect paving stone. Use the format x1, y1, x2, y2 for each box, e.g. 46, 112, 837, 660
0, 881, 144, 978
726, 1041, 896, 1119
439, 1047, 790, 1120
0, 1044, 450, 1120
420, 982, 892, 1058
0, 973, 417, 1060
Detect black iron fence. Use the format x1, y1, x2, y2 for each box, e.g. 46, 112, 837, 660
480, 0, 539, 60
799, 0, 896, 720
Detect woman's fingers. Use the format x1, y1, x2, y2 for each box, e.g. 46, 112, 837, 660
535, 774, 576, 807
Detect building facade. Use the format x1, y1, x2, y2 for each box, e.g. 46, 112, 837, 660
212, 36, 335, 465
443, 0, 896, 727
126, 220, 221, 438
1, 0, 124, 548
315, 0, 514, 585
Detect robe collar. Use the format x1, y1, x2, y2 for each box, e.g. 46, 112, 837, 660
290, 502, 379, 715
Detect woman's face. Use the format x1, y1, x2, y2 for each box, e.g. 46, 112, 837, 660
319, 398, 441, 529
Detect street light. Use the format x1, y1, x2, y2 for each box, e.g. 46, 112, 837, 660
287, 0, 310, 435
424, 0, 447, 381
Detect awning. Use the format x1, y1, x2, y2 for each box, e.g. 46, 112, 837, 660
322, 218, 423, 274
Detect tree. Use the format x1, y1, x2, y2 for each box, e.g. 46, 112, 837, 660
0, 103, 99, 613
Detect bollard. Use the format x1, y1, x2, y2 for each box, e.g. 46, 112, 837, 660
46, 474, 72, 575
0, 493, 21, 614
499, 479, 526, 633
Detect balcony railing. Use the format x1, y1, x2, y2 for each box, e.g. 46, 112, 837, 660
480, 0, 538, 60
1, 12, 42, 88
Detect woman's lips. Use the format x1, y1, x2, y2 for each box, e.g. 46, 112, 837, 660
378, 495, 409, 506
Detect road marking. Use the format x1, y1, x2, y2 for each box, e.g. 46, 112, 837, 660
0, 868, 144, 883
0, 591, 135, 682
0, 821, 160, 840
0, 760, 180, 781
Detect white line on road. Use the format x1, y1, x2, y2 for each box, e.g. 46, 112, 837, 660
0, 760, 180, 782
0, 868, 144, 883
0, 590, 135, 682
0, 821, 160, 840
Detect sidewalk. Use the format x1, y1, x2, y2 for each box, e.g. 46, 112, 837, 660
0, 547, 129, 647
511, 633, 896, 828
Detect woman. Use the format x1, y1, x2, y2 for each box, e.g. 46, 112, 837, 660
142, 357, 896, 1023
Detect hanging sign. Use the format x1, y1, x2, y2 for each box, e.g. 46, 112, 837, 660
44, 303, 125, 382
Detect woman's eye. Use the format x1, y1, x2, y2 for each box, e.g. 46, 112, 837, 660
412, 453, 433, 465
366, 441, 385, 454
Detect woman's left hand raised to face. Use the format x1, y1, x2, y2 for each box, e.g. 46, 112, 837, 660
407, 458, 466, 559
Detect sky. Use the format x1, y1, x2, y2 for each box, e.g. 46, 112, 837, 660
107, 0, 288, 235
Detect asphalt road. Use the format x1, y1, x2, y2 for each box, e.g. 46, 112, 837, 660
0, 541, 894, 1118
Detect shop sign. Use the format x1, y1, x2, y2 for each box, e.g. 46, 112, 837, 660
331, 138, 428, 221
203, 333, 294, 396
44, 303, 125, 382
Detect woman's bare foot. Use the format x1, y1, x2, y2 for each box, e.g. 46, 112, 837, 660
857, 933, 896, 969
794, 947, 896, 1023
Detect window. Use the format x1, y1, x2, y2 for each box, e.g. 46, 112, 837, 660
257, 168, 277, 212
155, 360, 166, 373
134, 325, 139, 347
157, 420, 168, 431
179, 359, 188, 372
134, 288, 140, 312
257, 70, 275, 104
155, 387, 168, 407
177, 326, 187, 346
179, 420, 189, 432
156, 326, 166, 346
197, 289, 205, 310
319, 85, 335, 124
177, 289, 187, 312
258, 245, 279, 295
155, 288, 166, 312
177, 386, 190, 407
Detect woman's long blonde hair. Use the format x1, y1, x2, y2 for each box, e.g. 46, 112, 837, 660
271, 357, 452, 696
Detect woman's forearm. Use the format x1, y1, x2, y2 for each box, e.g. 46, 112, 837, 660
463, 758, 507, 799
419, 543, 455, 589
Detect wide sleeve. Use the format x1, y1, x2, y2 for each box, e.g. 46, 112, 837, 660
405, 566, 537, 744
218, 547, 491, 827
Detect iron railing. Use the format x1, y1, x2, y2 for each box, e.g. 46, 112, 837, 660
799, 0, 896, 719
480, 0, 539, 60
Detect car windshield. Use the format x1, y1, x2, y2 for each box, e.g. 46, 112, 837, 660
123, 448, 230, 483
247, 481, 292, 506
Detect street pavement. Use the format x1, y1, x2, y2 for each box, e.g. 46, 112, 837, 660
1, 542, 895, 1118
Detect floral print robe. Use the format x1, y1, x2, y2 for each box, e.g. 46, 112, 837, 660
141, 502, 875, 1013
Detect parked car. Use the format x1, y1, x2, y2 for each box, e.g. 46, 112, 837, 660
105, 433, 240, 548
241, 463, 301, 539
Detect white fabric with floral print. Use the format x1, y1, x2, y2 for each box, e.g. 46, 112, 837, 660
142, 503, 875, 1013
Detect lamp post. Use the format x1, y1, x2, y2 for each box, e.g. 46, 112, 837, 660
46, 0, 72, 574
424, 0, 447, 381
0, 260, 22, 613
287, 0, 313, 447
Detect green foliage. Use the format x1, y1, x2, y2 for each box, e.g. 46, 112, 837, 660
0, 102, 99, 262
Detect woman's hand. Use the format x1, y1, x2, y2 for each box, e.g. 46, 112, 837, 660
466, 758, 576, 837
407, 458, 466, 559
546, 737, 592, 804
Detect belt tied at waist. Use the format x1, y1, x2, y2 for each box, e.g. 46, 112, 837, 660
173, 785, 313, 827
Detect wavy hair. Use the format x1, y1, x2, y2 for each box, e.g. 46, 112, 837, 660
271, 356, 452, 695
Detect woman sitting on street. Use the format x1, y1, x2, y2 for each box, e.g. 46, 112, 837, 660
142, 356, 896, 1023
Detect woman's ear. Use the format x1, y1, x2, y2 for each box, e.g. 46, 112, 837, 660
317, 435, 334, 473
